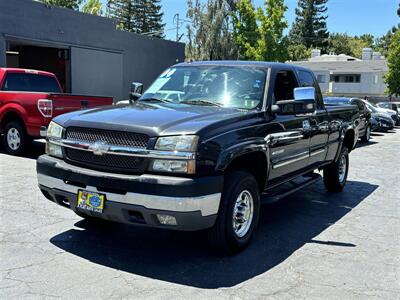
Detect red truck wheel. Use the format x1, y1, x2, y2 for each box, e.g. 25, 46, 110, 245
3, 121, 29, 156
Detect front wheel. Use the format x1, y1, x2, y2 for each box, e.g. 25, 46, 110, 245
323, 147, 349, 192
207, 171, 260, 254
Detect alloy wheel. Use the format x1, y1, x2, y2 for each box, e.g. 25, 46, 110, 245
232, 190, 254, 238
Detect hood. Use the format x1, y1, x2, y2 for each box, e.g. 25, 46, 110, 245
372, 112, 394, 121
53, 102, 251, 137
375, 107, 396, 115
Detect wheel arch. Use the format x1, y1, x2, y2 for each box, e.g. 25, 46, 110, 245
219, 150, 269, 192
0, 107, 28, 133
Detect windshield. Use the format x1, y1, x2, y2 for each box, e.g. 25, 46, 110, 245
140, 66, 267, 109
364, 102, 378, 113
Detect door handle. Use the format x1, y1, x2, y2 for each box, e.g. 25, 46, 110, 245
265, 132, 304, 146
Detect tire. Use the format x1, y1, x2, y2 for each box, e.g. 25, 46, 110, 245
207, 171, 260, 254
323, 147, 349, 193
3, 121, 30, 156
361, 125, 371, 142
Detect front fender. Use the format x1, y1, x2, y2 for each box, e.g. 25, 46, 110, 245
216, 138, 268, 172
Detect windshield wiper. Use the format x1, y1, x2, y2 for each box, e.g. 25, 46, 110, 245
139, 97, 172, 103
181, 99, 224, 107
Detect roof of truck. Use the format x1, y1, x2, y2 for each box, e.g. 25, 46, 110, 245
0, 68, 55, 77
174, 60, 310, 71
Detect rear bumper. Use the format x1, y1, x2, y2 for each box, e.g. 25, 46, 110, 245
37, 155, 223, 231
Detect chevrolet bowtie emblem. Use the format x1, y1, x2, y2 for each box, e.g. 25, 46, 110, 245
89, 141, 110, 156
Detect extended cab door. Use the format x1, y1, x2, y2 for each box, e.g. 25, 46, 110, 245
267, 69, 311, 183
296, 70, 329, 167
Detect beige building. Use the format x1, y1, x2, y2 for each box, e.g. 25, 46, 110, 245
291, 48, 388, 98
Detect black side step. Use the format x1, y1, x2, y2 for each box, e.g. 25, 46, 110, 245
261, 173, 321, 204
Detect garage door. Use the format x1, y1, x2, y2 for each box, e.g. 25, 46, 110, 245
71, 47, 123, 102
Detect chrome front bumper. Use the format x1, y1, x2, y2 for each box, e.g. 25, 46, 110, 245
37, 173, 221, 217
36, 155, 223, 230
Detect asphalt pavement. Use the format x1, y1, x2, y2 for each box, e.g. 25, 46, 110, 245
0, 129, 399, 299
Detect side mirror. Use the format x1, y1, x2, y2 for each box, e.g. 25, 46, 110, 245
293, 87, 316, 114
130, 82, 143, 102
272, 87, 316, 115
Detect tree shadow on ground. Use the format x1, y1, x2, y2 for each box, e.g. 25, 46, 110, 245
50, 180, 378, 289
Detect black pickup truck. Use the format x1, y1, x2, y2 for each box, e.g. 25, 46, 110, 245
37, 61, 359, 253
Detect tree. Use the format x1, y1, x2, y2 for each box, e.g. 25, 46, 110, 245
233, 0, 288, 61
107, 0, 135, 31
287, 43, 311, 61
385, 31, 400, 96
107, 0, 165, 37
186, 0, 238, 60
385, 4, 400, 96
288, 0, 329, 52
82, 0, 103, 15
232, 0, 259, 59
327, 33, 375, 58
40, 0, 82, 10
328, 33, 352, 55
132, 0, 165, 37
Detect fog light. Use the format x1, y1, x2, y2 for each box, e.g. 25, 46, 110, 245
156, 214, 177, 226
46, 142, 63, 158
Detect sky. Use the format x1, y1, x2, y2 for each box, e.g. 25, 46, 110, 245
101, 0, 399, 41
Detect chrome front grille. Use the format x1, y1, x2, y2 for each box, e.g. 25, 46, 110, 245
64, 127, 149, 174
66, 127, 149, 148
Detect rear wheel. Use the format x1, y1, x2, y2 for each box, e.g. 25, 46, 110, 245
361, 125, 371, 142
207, 171, 260, 254
3, 121, 30, 156
323, 147, 349, 192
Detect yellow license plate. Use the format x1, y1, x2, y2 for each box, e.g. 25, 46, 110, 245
77, 190, 105, 213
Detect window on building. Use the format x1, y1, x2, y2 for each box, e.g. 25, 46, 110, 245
329, 74, 361, 83
317, 74, 326, 83
373, 75, 379, 84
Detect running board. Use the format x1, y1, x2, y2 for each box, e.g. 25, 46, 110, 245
261, 173, 321, 204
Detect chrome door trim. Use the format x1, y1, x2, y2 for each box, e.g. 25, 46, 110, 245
272, 151, 309, 169
310, 148, 326, 157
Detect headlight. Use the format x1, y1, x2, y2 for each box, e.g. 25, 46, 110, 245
46, 121, 64, 158
47, 121, 64, 138
150, 159, 196, 174
155, 135, 198, 152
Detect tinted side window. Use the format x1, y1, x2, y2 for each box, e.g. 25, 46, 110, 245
273, 70, 299, 102
298, 70, 324, 108
2, 73, 61, 93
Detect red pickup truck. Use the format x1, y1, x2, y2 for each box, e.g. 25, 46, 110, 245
0, 68, 113, 155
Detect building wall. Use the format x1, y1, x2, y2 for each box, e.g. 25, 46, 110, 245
70, 47, 124, 99
0, 34, 5, 66
0, 0, 185, 101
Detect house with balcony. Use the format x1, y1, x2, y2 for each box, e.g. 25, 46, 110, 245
290, 48, 388, 100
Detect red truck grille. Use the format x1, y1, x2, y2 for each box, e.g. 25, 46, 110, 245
64, 127, 149, 174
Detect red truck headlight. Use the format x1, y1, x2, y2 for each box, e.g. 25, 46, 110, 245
38, 99, 53, 118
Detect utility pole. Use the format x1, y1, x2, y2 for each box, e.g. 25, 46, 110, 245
173, 13, 180, 42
